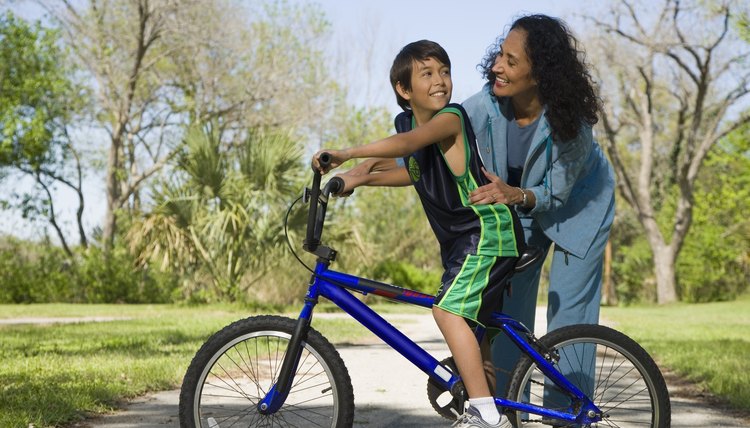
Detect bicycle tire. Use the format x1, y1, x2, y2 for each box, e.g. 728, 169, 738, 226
505, 324, 670, 427
179, 315, 355, 428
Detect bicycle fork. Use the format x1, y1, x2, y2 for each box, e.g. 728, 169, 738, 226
257, 281, 318, 414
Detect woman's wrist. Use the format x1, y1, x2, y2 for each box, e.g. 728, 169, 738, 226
360, 158, 376, 173
516, 188, 528, 207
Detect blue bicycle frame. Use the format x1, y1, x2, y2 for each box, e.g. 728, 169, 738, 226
259, 156, 603, 425
259, 260, 603, 425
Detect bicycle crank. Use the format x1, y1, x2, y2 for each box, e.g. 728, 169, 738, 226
426, 357, 464, 420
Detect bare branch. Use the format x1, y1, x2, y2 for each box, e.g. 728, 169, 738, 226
116, 147, 181, 207
599, 113, 639, 209
16, 168, 74, 257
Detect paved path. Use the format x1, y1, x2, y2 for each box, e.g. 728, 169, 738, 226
62, 308, 749, 427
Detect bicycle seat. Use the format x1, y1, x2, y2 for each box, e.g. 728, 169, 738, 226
514, 246, 543, 272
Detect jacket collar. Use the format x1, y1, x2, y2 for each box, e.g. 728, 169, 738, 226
483, 83, 552, 156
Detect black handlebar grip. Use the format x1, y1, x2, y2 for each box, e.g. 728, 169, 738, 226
318, 152, 333, 169
327, 177, 345, 195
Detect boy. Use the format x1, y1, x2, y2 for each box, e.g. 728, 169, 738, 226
313, 40, 521, 428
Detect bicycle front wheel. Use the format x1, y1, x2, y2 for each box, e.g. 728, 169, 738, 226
506, 324, 670, 427
179, 315, 355, 428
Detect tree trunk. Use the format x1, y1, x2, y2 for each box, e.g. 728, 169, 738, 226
601, 239, 617, 306
36, 174, 73, 257
652, 244, 678, 304
102, 133, 122, 250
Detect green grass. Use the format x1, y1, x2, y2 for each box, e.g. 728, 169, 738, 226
3, 299, 748, 426
602, 294, 750, 412
0, 304, 371, 428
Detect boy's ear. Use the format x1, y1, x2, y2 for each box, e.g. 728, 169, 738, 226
396, 82, 411, 101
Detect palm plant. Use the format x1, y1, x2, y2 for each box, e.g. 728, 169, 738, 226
128, 124, 308, 301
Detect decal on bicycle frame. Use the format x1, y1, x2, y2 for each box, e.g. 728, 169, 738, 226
434, 364, 452, 382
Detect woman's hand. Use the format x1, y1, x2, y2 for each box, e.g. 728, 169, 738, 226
343, 159, 376, 177
469, 168, 522, 205
327, 160, 377, 197
312, 149, 351, 174
332, 172, 365, 196
330, 160, 411, 197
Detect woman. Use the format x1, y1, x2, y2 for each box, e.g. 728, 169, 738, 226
462, 14, 616, 395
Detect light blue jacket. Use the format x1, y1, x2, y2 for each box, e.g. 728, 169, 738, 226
462, 84, 615, 258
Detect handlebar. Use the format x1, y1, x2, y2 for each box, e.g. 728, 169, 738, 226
326, 176, 346, 195
303, 153, 344, 254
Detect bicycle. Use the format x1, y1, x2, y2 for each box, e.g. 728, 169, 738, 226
178, 153, 671, 427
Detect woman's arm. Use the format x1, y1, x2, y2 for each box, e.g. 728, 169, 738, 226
346, 158, 400, 176
469, 127, 593, 213
523, 129, 591, 214
337, 167, 411, 193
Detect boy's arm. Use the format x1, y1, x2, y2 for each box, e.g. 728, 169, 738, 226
313, 113, 460, 173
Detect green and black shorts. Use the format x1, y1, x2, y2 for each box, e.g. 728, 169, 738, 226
434, 254, 517, 327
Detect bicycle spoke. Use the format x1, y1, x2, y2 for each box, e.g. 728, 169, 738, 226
506, 325, 669, 428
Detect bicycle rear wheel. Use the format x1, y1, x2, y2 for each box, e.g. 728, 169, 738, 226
179, 315, 355, 428
506, 324, 670, 427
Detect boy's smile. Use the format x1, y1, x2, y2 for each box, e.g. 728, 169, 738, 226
397, 57, 452, 124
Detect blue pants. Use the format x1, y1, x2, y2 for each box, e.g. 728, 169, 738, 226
491, 198, 614, 397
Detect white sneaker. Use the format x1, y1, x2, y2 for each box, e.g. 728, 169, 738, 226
451, 406, 512, 428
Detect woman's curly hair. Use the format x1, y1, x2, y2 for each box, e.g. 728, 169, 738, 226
479, 15, 601, 141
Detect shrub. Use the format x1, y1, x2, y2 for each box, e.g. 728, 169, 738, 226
0, 237, 178, 303
75, 246, 179, 303
371, 260, 442, 295
0, 238, 73, 302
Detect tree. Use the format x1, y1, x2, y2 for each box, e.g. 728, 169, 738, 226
0, 11, 87, 255
47, 0, 337, 249
127, 125, 307, 301
588, 0, 750, 303
676, 124, 750, 302
47, 0, 189, 249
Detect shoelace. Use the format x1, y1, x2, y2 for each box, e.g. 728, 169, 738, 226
451, 411, 483, 427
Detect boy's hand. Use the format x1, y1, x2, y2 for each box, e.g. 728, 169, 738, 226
312, 149, 350, 174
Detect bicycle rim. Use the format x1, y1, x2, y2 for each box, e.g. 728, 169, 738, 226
191, 330, 341, 427
508, 327, 669, 427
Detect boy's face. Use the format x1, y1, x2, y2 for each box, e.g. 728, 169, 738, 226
398, 57, 452, 113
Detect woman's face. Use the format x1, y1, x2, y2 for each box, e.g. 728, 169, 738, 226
490, 28, 537, 99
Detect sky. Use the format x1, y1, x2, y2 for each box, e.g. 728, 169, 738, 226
1, 0, 593, 241
309, 0, 589, 113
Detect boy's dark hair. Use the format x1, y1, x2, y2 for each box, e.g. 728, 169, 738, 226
479, 14, 601, 141
390, 40, 451, 111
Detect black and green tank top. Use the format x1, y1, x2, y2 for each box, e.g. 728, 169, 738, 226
395, 104, 523, 265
